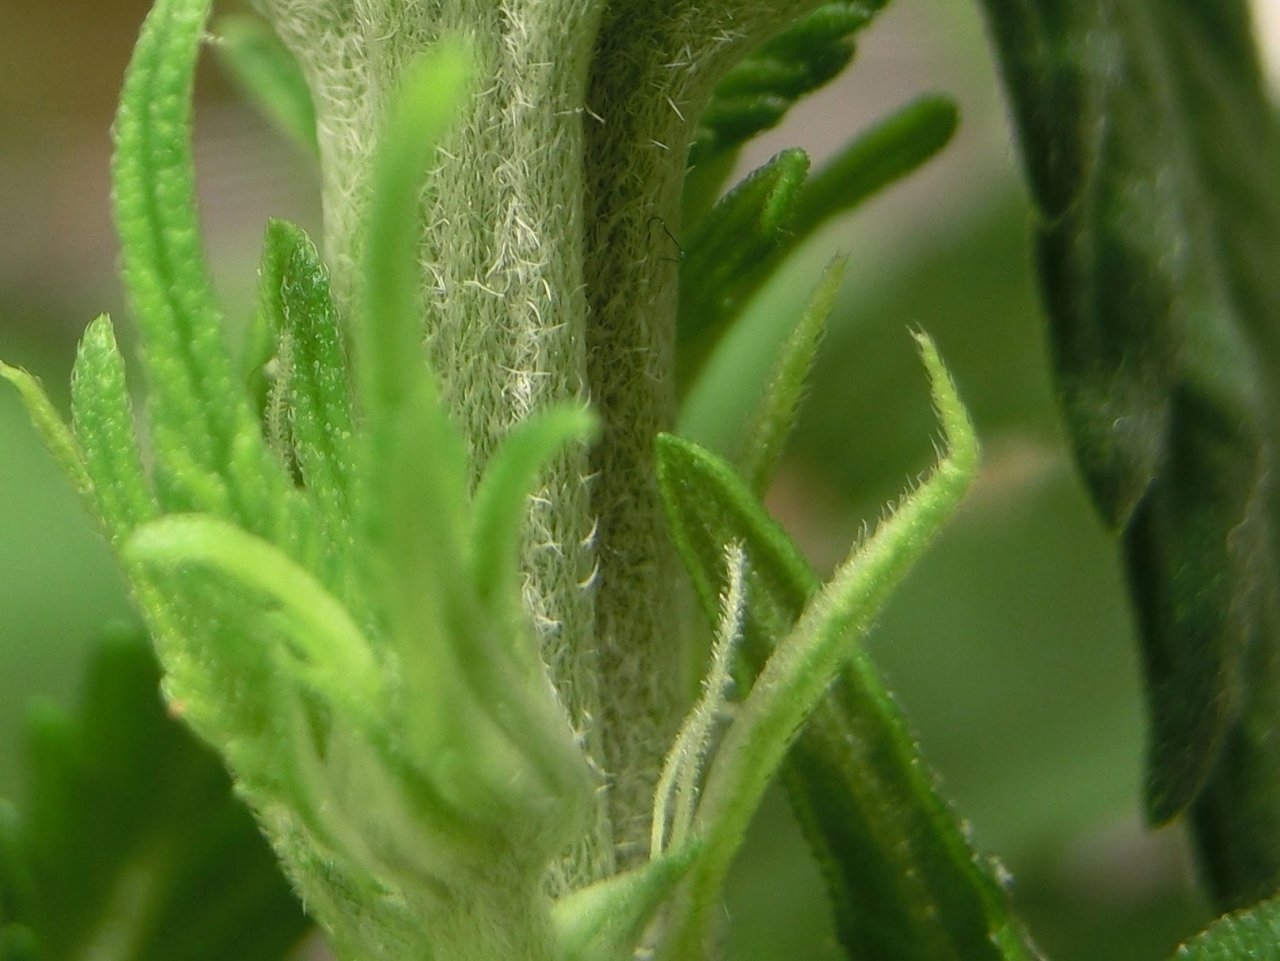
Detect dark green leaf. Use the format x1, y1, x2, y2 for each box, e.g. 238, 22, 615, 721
0, 630, 309, 961
655, 425, 1040, 961
679, 149, 809, 387
1173, 895, 1280, 960
0, 804, 28, 928
0, 927, 38, 961
976, 0, 1280, 902
790, 93, 957, 241
678, 96, 957, 392
688, 1, 887, 169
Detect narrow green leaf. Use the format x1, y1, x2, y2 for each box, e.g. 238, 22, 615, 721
2, 630, 308, 961
212, 14, 318, 156
790, 94, 958, 240
1173, 895, 1280, 960
126, 514, 381, 723
111, 0, 249, 509
657, 432, 814, 646
681, 1, 897, 234
553, 842, 702, 961
652, 544, 745, 858
658, 338, 1039, 961
976, 0, 1280, 899
0, 363, 92, 504
470, 405, 597, 621
356, 45, 470, 431
260, 219, 357, 530
70, 315, 158, 546
678, 97, 957, 392
737, 255, 846, 494
689, 1, 887, 168
679, 149, 810, 387
354, 45, 473, 612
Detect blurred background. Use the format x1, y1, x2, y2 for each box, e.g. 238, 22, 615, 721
1, 2, 1277, 959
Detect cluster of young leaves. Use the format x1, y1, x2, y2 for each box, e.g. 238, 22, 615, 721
3, 1, 1027, 960
1, 0, 606, 957
678, 94, 957, 389
688, 0, 886, 166
8, 0, 1280, 957
0, 629, 308, 961
681, 0, 892, 211
655, 327, 1044, 960
671, 0, 962, 393
977, 0, 1280, 915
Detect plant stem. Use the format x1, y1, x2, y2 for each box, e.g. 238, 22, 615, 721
256, 0, 827, 891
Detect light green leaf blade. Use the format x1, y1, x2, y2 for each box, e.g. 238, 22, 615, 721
976, 0, 1280, 905
658, 337, 1039, 961
111, 0, 244, 508
0, 630, 309, 961
355, 44, 470, 430
737, 255, 845, 495
0, 363, 91, 506
70, 315, 158, 546
348, 49, 595, 836
470, 405, 597, 620
348, 53, 485, 792
259, 220, 357, 537
126, 514, 381, 723
353, 46, 473, 613
384, 393, 598, 839
1174, 896, 1280, 960
212, 14, 318, 156
552, 842, 701, 961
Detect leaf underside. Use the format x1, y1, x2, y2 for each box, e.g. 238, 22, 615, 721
977, 0, 1280, 909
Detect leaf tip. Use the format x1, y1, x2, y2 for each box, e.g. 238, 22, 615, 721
912, 329, 979, 477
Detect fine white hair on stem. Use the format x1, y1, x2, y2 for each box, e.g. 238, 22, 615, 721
650, 541, 747, 859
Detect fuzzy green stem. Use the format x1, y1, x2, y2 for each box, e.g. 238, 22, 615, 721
580, 0, 827, 863
255, 0, 825, 890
